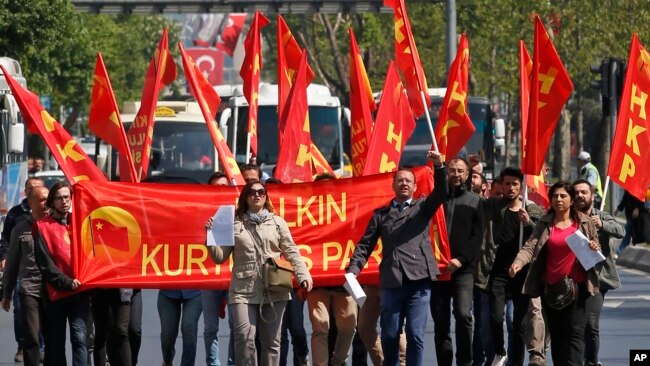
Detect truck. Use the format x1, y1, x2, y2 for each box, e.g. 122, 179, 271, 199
0, 57, 28, 222
217, 83, 348, 176
398, 88, 505, 178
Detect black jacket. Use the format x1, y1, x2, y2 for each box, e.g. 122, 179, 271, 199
0, 199, 30, 261
443, 185, 484, 275
347, 167, 448, 288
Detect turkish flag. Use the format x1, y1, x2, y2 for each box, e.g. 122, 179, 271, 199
1, 66, 107, 184
523, 15, 573, 175
186, 47, 225, 86
434, 33, 474, 160
275, 51, 314, 183
607, 33, 650, 200
179, 43, 245, 185
216, 13, 246, 57
89, 53, 137, 180
349, 28, 376, 177
363, 62, 414, 175
240, 12, 270, 157
384, 0, 431, 118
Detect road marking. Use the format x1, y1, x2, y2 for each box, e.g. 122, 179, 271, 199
618, 266, 650, 279
605, 295, 650, 301
603, 300, 624, 308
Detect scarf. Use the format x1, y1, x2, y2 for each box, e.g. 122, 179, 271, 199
247, 209, 270, 224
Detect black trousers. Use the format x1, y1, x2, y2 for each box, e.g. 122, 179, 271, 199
430, 270, 474, 366
129, 289, 143, 366
19, 293, 43, 366
543, 284, 588, 366
488, 272, 529, 366
91, 289, 131, 366
584, 289, 606, 366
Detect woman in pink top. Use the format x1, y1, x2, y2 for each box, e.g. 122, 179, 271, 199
508, 181, 602, 366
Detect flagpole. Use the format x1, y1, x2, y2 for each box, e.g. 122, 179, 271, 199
519, 177, 529, 248
600, 176, 610, 211
245, 132, 251, 164
421, 91, 439, 152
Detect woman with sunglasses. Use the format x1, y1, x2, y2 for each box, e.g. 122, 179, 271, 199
206, 180, 313, 366
508, 181, 601, 366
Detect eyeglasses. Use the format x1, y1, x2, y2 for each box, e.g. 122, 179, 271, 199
53, 195, 71, 202
247, 188, 267, 197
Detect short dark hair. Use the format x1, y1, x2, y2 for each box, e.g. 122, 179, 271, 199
500, 167, 524, 183
240, 163, 262, 179
46, 181, 72, 208
207, 171, 228, 185
572, 179, 596, 193
492, 175, 503, 185
314, 173, 336, 181
25, 177, 44, 189
264, 177, 283, 184
548, 180, 579, 221
448, 157, 471, 171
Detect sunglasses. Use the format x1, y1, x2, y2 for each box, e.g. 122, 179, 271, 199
247, 188, 267, 197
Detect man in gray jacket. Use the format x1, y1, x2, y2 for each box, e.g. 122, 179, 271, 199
573, 179, 624, 366
347, 151, 446, 366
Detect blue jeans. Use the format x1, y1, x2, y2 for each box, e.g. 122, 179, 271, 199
473, 288, 494, 366
43, 294, 89, 366
13, 281, 24, 348
617, 220, 634, 255
157, 292, 202, 366
280, 294, 309, 365
380, 278, 431, 366
202, 290, 234, 366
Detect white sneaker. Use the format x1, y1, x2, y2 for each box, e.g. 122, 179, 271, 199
491, 354, 508, 366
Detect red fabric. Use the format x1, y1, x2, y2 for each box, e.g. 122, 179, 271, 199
37, 216, 74, 299
216, 14, 246, 57
0, 66, 107, 184
122, 28, 177, 182
520, 41, 533, 169
434, 34, 474, 160
545, 223, 586, 285
607, 33, 650, 201
348, 28, 376, 176
239, 12, 270, 157
179, 43, 245, 185
523, 15, 573, 175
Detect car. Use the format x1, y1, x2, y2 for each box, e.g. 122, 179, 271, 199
34, 170, 68, 189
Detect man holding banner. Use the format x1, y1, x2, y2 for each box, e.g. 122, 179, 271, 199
347, 151, 446, 366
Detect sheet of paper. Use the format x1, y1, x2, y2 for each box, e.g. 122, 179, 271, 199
565, 229, 606, 270
206, 205, 235, 247
343, 272, 367, 307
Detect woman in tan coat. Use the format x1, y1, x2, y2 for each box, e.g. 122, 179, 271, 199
207, 180, 313, 366
508, 181, 602, 366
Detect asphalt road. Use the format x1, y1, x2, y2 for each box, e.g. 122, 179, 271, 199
1, 265, 649, 365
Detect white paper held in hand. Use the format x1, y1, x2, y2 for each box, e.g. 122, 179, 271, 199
206, 205, 235, 247
343, 273, 367, 307
565, 229, 605, 270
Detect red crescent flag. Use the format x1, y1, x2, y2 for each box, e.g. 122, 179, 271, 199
434, 33, 474, 161
607, 33, 650, 200
216, 13, 247, 57
179, 43, 245, 185
349, 28, 376, 176
240, 12, 270, 157
1, 66, 107, 184
523, 15, 573, 175
384, 0, 431, 118
122, 28, 177, 182
275, 51, 314, 183
89, 52, 137, 181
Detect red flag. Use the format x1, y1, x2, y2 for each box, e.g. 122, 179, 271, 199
526, 169, 550, 208
89, 53, 137, 181
122, 28, 177, 182
349, 28, 376, 176
216, 14, 247, 57
1, 66, 107, 184
519, 40, 533, 168
384, 0, 431, 118
363, 62, 415, 175
434, 34, 474, 160
607, 34, 650, 200
523, 15, 573, 175
240, 12, 270, 157
179, 43, 246, 185
277, 15, 315, 138
275, 51, 314, 183
310, 143, 335, 177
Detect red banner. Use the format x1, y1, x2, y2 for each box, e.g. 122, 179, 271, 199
608, 34, 650, 200
72, 167, 448, 289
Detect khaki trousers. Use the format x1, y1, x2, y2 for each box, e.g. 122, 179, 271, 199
526, 296, 550, 361
230, 302, 286, 366
307, 289, 357, 366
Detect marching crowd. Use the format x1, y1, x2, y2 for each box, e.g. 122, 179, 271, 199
0, 151, 638, 366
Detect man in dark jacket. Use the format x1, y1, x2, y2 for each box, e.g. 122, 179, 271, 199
347, 151, 446, 366
429, 157, 484, 366
573, 179, 624, 366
